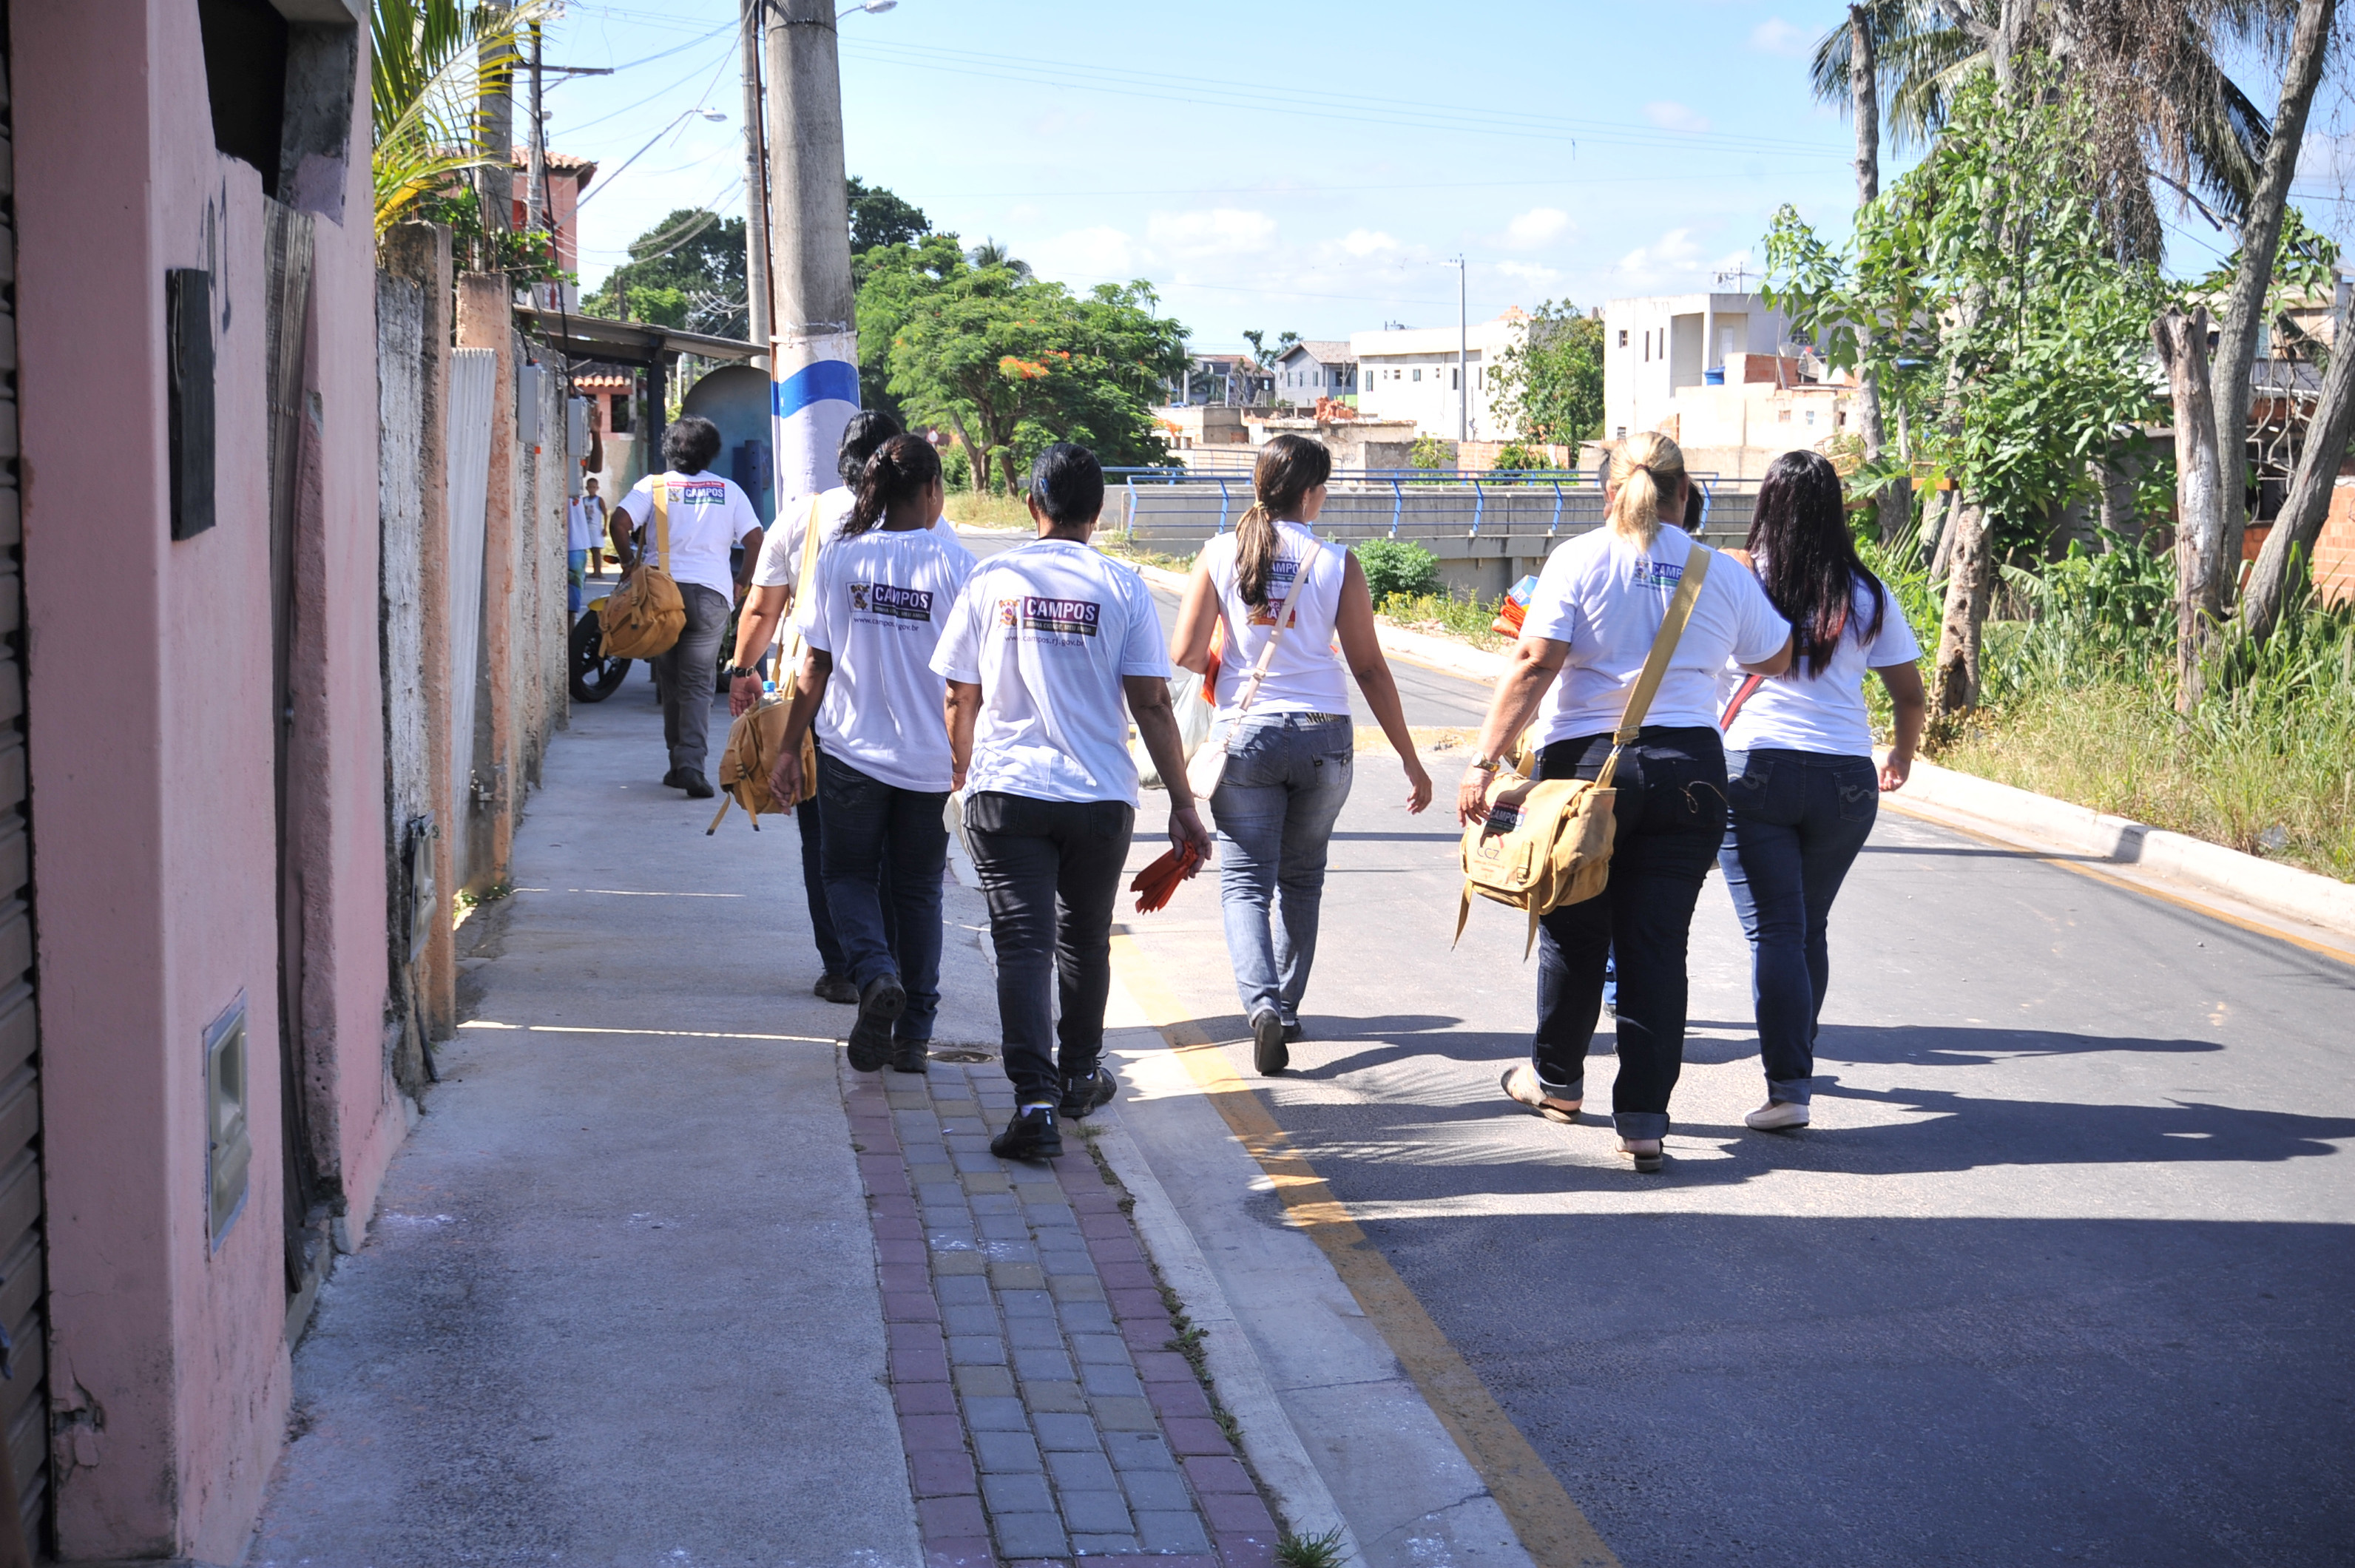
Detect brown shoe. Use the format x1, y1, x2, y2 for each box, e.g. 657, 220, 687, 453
1501, 1064, 1580, 1124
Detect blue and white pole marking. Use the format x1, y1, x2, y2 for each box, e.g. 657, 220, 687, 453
772, 334, 860, 509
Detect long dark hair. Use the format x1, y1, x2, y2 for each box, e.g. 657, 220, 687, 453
1745, 449, 1886, 679
845, 433, 941, 535
836, 409, 903, 486
1234, 434, 1331, 607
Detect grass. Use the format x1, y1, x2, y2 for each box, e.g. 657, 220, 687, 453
1092, 528, 1200, 574
1377, 589, 1513, 652
939, 491, 1033, 530
1274, 1527, 1350, 1568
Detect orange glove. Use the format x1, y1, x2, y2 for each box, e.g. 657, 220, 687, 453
1129, 839, 1204, 913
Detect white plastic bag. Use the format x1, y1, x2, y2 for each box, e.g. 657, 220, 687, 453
1132, 668, 1214, 789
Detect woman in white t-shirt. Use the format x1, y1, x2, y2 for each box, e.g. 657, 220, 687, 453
771, 434, 976, 1074
1458, 431, 1792, 1172
1716, 450, 1926, 1132
1171, 435, 1433, 1076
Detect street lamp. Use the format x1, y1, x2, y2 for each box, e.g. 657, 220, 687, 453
575, 107, 729, 209
839, 0, 896, 15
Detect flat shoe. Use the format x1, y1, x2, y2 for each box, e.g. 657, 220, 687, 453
1618, 1141, 1664, 1174
1500, 1064, 1579, 1124
1251, 1010, 1288, 1076
1745, 1100, 1810, 1132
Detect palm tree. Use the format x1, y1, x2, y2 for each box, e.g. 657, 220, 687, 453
372, 0, 550, 235
1808, 0, 2274, 254
965, 238, 1033, 280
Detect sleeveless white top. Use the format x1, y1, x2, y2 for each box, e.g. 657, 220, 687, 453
1200, 520, 1351, 719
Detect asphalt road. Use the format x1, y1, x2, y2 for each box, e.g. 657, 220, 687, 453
1109, 638, 2355, 1567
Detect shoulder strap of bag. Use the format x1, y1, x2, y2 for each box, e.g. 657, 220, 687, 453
1720, 672, 1766, 732
652, 477, 670, 575
783, 494, 825, 663
1230, 540, 1321, 720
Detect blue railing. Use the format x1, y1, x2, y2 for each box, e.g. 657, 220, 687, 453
1108, 467, 1742, 544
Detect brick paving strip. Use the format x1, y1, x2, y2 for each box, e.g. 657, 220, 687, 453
842, 1054, 1283, 1568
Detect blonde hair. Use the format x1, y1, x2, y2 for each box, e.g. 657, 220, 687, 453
1606, 430, 1688, 547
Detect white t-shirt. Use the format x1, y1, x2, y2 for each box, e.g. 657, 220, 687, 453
1198, 521, 1351, 720
1522, 524, 1791, 745
567, 498, 596, 552
796, 526, 979, 792
754, 487, 956, 591
930, 539, 1171, 805
1720, 570, 1920, 757
614, 470, 763, 600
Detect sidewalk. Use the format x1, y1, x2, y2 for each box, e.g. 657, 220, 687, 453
243, 675, 1323, 1568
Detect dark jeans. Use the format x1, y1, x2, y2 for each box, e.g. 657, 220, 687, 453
796, 749, 896, 980
1718, 747, 1879, 1105
963, 791, 1135, 1105
817, 751, 947, 1043
649, 581, 730, 774
1530, 726, 1728, 1142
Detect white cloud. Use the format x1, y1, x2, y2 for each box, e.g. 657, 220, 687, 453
1615, 228, 1706, 287
1499, 260, 1561, 286
1749, 18, 1811, 57
1504, 207, 1571, 248
1645, 101, 1712, 134
1145, 207, 1277, 258
1028, 225, 1140, 279
1339, 228, 1399, 257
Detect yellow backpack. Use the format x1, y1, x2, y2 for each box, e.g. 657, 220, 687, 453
706, 497, 825, 834
1456, 545, 1711, 956
599, 478, 687, 659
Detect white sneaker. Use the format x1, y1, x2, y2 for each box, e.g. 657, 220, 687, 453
1745, 1100, 1810, 1132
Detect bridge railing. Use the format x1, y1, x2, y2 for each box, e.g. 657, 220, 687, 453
1107, 467, 1758, 555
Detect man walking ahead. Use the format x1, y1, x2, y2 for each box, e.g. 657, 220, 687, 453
933, 445, 1212, 1160
608, 416, 764, 798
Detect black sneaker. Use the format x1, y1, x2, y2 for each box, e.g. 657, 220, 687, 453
1059, 1066, 1117, 1121
813, 974, 859, 1004
1282, 1021, 1305, 1045
847, 974, 905, 1072
663, 766, 715, 799
991, 1105, 1063, 1161
1251, 1010, 1288, 1076
891, 1038, 930, 1075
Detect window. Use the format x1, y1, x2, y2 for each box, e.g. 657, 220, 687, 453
609, 392, 632, 433
1450, 368, 1459, 389
1618, 329, 1629, 347
1643, 332, 1651, 363
1413, 368, 1422, 382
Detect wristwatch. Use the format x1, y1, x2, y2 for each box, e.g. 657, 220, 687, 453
723, 663, 760, 680
1468, 755, 1504, 774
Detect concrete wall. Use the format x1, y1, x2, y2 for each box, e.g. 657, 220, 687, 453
9, 0, 393, 1555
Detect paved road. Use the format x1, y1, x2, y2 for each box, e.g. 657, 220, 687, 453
1114, 647, 2355, 1566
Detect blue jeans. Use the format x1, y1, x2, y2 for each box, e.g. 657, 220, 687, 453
796, 746, 894, 980
1208, 712, 1354, 1026
1718, 748, 1879, 1105
817, 751, 947, 1043
568, 549, 587, 615
1530, 726, 1727, 1142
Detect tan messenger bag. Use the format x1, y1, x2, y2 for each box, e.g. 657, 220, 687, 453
1455, 544, 1712, 956
599, 478, 688, 659
707, 496, 828, 833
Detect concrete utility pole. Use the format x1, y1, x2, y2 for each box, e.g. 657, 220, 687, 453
479, 32, 516, 237
740, 0, 774, 370
524, 21, 546, 235
764, 0, 859, 505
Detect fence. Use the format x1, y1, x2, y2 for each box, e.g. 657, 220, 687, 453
1107, 467, 1760, 596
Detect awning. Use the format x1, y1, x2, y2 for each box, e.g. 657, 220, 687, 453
514, 307, 764, 368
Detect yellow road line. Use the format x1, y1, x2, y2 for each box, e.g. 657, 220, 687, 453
1881, 796, 2355, 968
1108, 932, 1622, 1568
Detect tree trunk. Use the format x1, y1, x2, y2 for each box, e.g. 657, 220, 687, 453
2209, 0, 2339, 587
1846, 5, 1916, 544
2242, 296, 2355, 643
2155, 307, 2226, 710
1930, 499, 1993, 724
1922, 484, 1951, 566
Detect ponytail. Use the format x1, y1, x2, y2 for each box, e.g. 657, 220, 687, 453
1606, 430, 1687, 548
1237, 433, 1332, 607
845, 433, 942, 535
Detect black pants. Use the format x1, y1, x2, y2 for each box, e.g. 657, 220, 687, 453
1530, 726, 1727, 1140
795, 745, 896, 981
963, 791, 1135, 1104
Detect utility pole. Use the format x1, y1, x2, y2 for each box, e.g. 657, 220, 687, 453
765, 0, 859, 506
524, 21, 546, 236
479, 30, 516, 240
1455, 255, 1468, 445
740, 0, 774, 370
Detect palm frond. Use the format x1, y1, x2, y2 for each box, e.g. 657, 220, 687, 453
370, 0, 547, 235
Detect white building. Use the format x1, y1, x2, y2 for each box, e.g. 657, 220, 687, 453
1271, 340, 1357, 404
1352, 312, 1527, 441
1604, 291, 1795, 441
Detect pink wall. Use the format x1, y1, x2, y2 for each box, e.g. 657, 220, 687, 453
14, 0, 398, 1555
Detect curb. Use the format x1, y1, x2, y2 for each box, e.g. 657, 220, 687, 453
1885, 757, 2355, 942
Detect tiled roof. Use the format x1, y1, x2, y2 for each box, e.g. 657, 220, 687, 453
1277, 339, 1355, 367
510, 147, 599, 181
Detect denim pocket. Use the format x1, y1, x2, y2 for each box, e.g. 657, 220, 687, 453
1837, 774, 1879, 822
1728, 751, 1774, 814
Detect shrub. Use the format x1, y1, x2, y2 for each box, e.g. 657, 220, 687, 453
1408, 434, 1453, 470
1356, 539, 1441, 602
1491, 442, 1543, 470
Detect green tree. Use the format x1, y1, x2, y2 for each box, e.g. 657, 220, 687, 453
1491, 300, 1604, 445
585, 209, 748, 337
858, 233, 1189, 490
371, 0, 550, 234
847, 176, 929, 254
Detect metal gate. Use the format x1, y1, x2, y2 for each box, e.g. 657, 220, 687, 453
0, 10, 54, 1552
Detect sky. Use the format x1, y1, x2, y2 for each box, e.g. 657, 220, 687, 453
541, 0, 2355, 355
